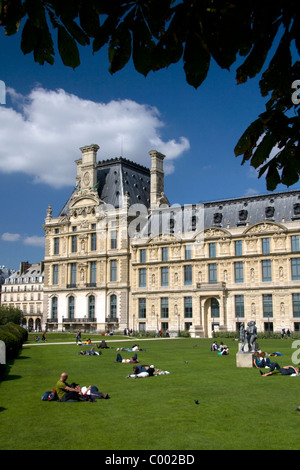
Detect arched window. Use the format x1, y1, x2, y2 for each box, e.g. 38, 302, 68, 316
51, 297, 57, 319
68, 296, 75, 319
88, 295, 95, 319
110, 295, 117, 319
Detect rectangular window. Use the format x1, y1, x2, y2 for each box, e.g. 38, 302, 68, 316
211, 298, 220, 318
209, 243, 216, 258
184, 265, 192, 285
139, 268, 146, 287
110, 230, 117, 249
110, 260, 117, 282
70, 263, 77, 285
51, 297, 57, 319
235, 295, 244, 318
91, 232, 97, 251
262, 238, 270, 254
263, 294, 273, 318
90, 261, 96, 284
138, 298, 146, 319
293, 293, 300, 318
184, 297, 193, 318
291, 258, 300, 280
262, 260, 272, 282
140, 249, 146, 263
162, 247, 168, 261
54, 237, 59, 255
292, 236, 300, 253
71, 235, 77, 253
235, 240, 243, 256
52, 264, 58, 285
161, 267, 169, 286
234, 262, 244, 283
161, 297, 169, 318
208, 263, 217, 284
185, 245, 192, 260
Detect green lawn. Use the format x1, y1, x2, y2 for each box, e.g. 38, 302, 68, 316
1, 335, 300, 450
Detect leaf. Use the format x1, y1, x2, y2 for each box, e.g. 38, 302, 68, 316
131, 13, 156, 76
26, 0, 48, 28
108, 22, 132, 74
79, 0, 100, 37
92, 15, 119, 53
234, 118, 264, 158
21, 18, 38, 54
250, 132, 277, 169
57, 24, 80, 68
1, 0, 23, 35
264, 160, 281, 191
183, 32, 210, 89
236, 19, 280, 84
62, 19, 90, 46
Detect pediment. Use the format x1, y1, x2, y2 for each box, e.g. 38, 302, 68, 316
204, 227, 231, 238
70, 197, 99, 208
244, 221, 286, 235
147, 232, 182, 244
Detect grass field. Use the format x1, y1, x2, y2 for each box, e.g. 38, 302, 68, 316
1, 334, 300, 450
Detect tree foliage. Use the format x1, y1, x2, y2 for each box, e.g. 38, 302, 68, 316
0, 0, 299, 190
0, 305, 23, 326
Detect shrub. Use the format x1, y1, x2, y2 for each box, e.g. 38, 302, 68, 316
0, 322, 28, 361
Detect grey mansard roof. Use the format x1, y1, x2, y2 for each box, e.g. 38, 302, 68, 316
202, 189, 300, 229
59, 157, 150, 217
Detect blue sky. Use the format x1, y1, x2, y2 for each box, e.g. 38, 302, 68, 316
0, 25, 299, 270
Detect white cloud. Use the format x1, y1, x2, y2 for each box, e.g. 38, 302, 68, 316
244, 188, 260, 197
1, 232, 44, 247
0, 87, 190, 188
1, 232, 21, 242
23, 236, 45, 247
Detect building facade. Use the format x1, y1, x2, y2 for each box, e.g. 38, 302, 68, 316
41, 143, 300, 336
1, 261, 44, 331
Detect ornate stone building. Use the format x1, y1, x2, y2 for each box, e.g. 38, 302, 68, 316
1, 261, 44, 331
42, 144, 300, 336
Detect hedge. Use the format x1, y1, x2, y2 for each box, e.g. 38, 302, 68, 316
0, 322, 28, 361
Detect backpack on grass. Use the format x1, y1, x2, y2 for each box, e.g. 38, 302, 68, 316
41, 390, 58, 401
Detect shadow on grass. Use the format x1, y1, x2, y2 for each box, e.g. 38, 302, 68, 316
1, 359, 23, 382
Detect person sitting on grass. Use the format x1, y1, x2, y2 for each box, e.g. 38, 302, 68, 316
56, 372, 82, 402
260, 365, 300, 376
218, 347, 229, 355
97, 340, 111, 349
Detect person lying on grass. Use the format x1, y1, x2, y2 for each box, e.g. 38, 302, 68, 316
115, 353, 139, 363
126, 364, 170, 378
80, 385, 110, 400
117, 344, 146, 351
79, 347, 101, 356
260, 366, 300, 377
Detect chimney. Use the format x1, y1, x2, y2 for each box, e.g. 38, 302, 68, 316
149, 150, 166, 208
77, 144, 100, 189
